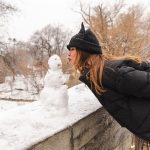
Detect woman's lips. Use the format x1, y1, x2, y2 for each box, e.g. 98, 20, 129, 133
68, 57, 71, 62
67, 57, 71, 64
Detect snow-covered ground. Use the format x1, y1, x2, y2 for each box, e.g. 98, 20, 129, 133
0, 83, 101, 150
0, 76, 38, 112
0, 55, 102, 150
0, 100, 26, 112
0, 75, 40, 112
0, 75, 42, 101
0, 90, 39, 101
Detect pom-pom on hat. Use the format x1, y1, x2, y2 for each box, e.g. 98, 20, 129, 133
67, 23, 102, 54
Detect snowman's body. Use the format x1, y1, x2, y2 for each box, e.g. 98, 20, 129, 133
39, 55, 68, 116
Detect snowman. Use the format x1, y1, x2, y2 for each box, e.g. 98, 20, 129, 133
39, 54, 69, 116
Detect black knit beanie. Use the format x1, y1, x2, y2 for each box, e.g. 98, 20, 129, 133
67, 23, 102, 54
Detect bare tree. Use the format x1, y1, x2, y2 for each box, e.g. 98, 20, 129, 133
0, 0, 18, 81
30, 24, 70, 57
0, 1, 17, 17
0, 0, 17, 39
52, 25, 70, 55
28, 24, 71, 78
79, 1, 150, 58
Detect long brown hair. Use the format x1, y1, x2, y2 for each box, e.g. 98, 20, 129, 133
74, 49, 142, 94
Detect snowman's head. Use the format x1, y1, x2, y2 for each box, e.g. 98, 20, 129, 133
48, 55, 62, 70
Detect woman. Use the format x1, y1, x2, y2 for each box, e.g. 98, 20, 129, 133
67, 23, 150, 147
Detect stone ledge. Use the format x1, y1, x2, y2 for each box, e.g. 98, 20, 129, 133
28, 107, 132, 150
0, 84, 132, 150
29, 128, 72, 150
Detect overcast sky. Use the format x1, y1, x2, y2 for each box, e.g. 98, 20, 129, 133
4, 0, 150, 42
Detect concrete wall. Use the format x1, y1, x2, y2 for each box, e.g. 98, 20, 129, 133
28, 107, 132, 150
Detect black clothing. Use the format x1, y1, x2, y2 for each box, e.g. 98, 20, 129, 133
79, 59, 150, 141
67, 23, 102, 54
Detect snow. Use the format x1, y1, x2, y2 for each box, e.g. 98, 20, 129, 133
0, 90, 39, 101
0, 54, 102, 150
0, 75, 41, 101
0, 83, 101, 150
39, 55, 69, 115
0, 100, 25, 112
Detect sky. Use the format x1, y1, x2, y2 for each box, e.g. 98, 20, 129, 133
4, 0, 150, 42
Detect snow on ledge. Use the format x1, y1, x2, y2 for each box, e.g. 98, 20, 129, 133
0, 83, 101, 150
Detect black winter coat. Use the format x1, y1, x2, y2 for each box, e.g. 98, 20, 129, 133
79, 59, 150, 141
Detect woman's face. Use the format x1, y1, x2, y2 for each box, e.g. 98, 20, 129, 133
68, 47, 77, 65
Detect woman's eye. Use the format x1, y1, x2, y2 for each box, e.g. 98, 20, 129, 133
70, 47, 76, 51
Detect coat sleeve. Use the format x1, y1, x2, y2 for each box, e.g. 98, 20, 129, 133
115, 66, 150, 98
135, 61, 150, 72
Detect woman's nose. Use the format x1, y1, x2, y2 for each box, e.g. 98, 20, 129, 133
68, 52, 70, 56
